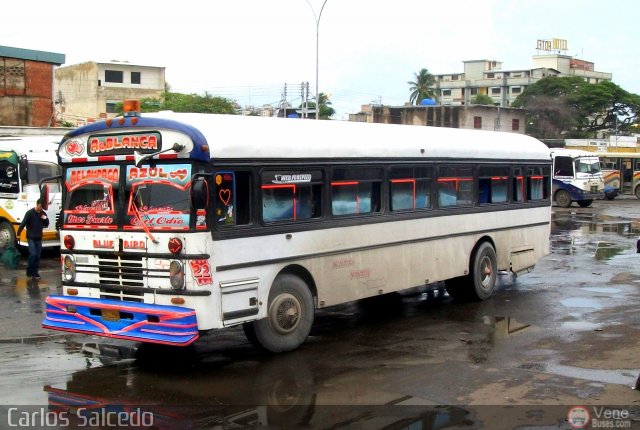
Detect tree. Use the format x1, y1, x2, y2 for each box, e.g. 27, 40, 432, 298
117, 91, 238, 115
305, 92, 335, 119
512, 76, 640, 139
471, 94, 494, 105
408, 68, 437, 105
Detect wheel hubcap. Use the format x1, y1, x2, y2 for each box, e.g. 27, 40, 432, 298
0, 229, 10, 249
479, 256, 493, 289
271, 293, 301, 334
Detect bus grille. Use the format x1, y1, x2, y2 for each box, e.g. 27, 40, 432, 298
97, 255, 144, 288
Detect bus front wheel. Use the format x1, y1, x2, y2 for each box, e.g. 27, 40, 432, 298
445, 242, 497, 302
0, 221, 16, 253
243, 274, 314, 353
554, 190, 572, 208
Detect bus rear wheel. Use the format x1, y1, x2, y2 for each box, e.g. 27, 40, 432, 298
554, 190, 572, 208
445, 242, 497, 302
243, 274, 314, 353
577, 200, 592, 207
0, 221, 16, 253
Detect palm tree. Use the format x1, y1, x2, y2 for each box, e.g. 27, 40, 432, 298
408, 68, 437, 105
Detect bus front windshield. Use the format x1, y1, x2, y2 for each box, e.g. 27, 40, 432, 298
575, 157, 601, 175
125, 164, 192, 231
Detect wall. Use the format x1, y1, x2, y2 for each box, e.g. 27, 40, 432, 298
0, 58, 56, 126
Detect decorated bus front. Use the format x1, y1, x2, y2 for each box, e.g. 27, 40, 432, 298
42, 103, 214, 346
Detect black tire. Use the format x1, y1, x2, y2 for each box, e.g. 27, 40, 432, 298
604, 192, 616, 201
243, 274, 314, 353
0, 220, 16, 254
469, 242, 497, 301
445, 242, 497, 302
554, 190, 572, 208
577, 200, 593, 208
635, 186, 640, 200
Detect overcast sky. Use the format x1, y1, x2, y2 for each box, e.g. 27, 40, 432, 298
4, 0, 639, 119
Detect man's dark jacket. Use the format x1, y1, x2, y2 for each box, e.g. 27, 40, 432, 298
17, 208, 49, 240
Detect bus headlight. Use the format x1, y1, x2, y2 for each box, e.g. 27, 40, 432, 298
169, 260, 184, 290
63, 255, 76, 282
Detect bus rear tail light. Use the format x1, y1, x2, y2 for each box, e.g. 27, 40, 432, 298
63, 255, 76, 282
63, 235, 75, 250
169, 260, 184, 290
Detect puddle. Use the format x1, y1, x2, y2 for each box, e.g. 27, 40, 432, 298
561, 321, 603, 331
519, 361, 638, 386
560, 297, 603, 310
580, 287, 622, 294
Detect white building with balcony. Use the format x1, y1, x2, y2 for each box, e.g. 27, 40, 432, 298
54, 61, 165, 125
433, 44, 612, 107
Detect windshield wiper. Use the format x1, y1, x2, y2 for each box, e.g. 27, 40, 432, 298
131, 189, 158, 244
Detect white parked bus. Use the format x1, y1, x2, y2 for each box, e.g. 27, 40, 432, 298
0, 135, 62, 252
550, 149, 604, 208
42, 101, 551, 352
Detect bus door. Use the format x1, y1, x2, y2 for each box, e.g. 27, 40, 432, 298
621, 158, 633, 193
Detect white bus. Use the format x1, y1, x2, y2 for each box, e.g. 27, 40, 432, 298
550, 148, 604, 208
42, 102, 551, 352
0, 135, 62, 252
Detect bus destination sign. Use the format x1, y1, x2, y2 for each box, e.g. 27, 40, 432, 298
87, 132, 162, 157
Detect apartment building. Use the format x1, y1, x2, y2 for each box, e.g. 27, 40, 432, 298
433, 39, 612, 107
54, 61, 165, 125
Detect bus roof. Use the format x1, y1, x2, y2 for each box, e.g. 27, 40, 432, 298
550, 148, 601, 158
143, 112, 551, 162
0, 135, 60, 163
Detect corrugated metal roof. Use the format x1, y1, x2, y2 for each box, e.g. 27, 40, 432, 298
0, 45, 65, 65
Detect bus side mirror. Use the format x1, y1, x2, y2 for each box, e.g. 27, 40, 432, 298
39, 185, 49, 210
18, 157, 28, 181
191, 177, 210, 210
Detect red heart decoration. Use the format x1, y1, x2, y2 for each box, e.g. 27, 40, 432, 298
219, 189, 231, 206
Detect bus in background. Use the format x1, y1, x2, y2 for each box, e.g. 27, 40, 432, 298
550, 149, 604, 208
0, 135, 62, 252
597, 152, 640, 200
41, 100, 551, 353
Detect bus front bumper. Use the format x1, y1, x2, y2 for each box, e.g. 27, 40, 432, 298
42, 295, 199, 346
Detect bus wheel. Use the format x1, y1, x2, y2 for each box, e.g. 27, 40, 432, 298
470, 242, 497, 301
0, 221, 16, 253
445, 242, 497, 301
554, 190, 572, 208
635, 186, 640, 200
243, 274, 314, 353
577, 200, 592, 208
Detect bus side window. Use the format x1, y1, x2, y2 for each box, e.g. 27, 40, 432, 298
389, 166, 432, 212
478, 166, 509, 204
331, 168, 381, 216
513, 167, 524, 202
554, 156, 573, 177
261, 170, 323, 223
437, 166, 473, 207
527, 166, 549, 201
215, 170, 252, 226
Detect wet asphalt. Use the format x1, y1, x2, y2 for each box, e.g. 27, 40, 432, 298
1, 198, 640, 429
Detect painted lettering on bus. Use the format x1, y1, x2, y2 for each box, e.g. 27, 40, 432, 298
332, 257, 354, 269
69, 168, 119, 186
93, 239, 114, 249
89, 134, 159, 154
124, 240, 145, 250
67, 214, 114, 225
350, 269, 371, 279
128, 167, 188, 182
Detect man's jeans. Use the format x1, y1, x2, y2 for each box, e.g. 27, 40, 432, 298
26, 238, 42, 277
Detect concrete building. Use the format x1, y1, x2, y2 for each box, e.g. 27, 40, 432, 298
54, 61, 165, 125
0, 45, 65, 127
350, 104, 526, 134
432, 38, 612, 107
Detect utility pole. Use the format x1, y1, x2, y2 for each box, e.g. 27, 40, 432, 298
305, 0, 328, 120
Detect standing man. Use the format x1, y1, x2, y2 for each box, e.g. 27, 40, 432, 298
16, 199, 49, 280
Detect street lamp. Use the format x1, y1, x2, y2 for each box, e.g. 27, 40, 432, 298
305, 0, 328, 120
